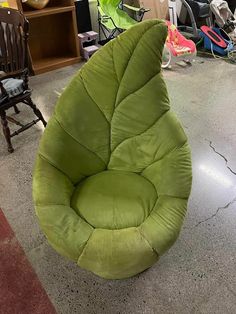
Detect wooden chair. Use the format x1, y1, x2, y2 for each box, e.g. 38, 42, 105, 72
0, 7, 46, 153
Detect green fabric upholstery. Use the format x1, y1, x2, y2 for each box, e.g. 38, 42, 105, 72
33, 20, 192, 280
98, 0, 137, 30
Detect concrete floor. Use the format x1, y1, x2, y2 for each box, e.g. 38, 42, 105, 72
0, 58, 236, 314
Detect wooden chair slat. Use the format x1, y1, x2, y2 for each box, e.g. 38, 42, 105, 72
12, 24, 18, 70
0, 22, 8, 72
5, 23, 14, 72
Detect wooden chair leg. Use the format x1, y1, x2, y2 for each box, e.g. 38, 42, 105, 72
13, 105, 20, 114
26, 98, 47, 127
0, 111, 14, 153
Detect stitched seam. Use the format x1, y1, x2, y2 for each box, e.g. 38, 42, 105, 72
114, 72, 160, 112
35, 202, 71, 207
112, 42, 119, 84
157, 194, 188, 200
54, 116, 107, 166
80, 74, 111, 125
114, 24, 160, 108
141, 196, 188, 227
109, 24, 162, 152
38, 153, 73, 184
108, 43, 119, 153
138, 228, 159, 257
77, 229, 95, 263
109, 73, 163, 154
43, 223, 94, 262
142, 176, 158, 197
110, 108, 169, 155
71, 206, 96, 228
36, 204, 94, 231
142, 196, 188, 227
141, 141, 188, 174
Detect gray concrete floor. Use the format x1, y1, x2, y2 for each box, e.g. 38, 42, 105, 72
0, 58, 236, 314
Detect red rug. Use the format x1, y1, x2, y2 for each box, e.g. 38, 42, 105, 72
0, 208, 57, 314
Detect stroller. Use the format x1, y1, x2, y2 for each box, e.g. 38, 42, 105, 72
210, 0, 236, 33
176, 0, 213, 40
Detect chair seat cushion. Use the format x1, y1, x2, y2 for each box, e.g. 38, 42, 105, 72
71, 170, 157, 229
0, 78, 24, 99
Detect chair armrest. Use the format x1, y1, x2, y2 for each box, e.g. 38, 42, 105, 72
0, 68, 28, 82
33, 155, 94, 261
122, 3, 150, 13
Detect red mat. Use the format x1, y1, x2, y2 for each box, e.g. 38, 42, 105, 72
0, 208, 57, 314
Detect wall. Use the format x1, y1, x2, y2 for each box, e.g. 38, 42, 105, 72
89, 0, 99, 33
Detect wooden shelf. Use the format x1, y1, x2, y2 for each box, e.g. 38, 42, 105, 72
24, 5, 74, 19
7, 0, 80, 75
33, 56, 81, 74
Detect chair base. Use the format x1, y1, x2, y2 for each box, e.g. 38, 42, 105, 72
0, 111, 14, 153
0, 97, 47, 153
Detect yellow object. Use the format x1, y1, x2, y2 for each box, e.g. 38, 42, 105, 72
0, 1, 9, 7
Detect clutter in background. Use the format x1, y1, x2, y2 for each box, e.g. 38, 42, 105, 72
210, 0, 236, 34
1, 0, 235, 67
97, 0, 149, 44
74, 0, 236, 66
90, 0, 236, 67
0, 0, 9, 7
170, 0, 236, 64
200, 26, 234, 55
1, 1, 80, 75
176, 0, 212, 41
210, 0, 236, 45
78, 31, 100, 61
162, 21, 196, 68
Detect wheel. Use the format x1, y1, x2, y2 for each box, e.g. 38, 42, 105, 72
162, 45, 172, 69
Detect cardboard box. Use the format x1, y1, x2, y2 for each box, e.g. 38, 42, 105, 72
126, 0, 169, 20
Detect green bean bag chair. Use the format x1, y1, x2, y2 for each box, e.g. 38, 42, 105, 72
33, 19, 192, 279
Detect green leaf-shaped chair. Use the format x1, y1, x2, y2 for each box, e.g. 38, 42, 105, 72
33, 20, 192, 280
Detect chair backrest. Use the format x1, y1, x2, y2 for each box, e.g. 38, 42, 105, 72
98, 0, 137, 30
37, 20, 170, 184
0, 8, 29, 73
98, 0, 121, 11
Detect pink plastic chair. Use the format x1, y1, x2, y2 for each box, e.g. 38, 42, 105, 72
162, 21, 197, 68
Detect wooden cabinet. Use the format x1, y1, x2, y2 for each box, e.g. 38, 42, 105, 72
7, 0, 80, 74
